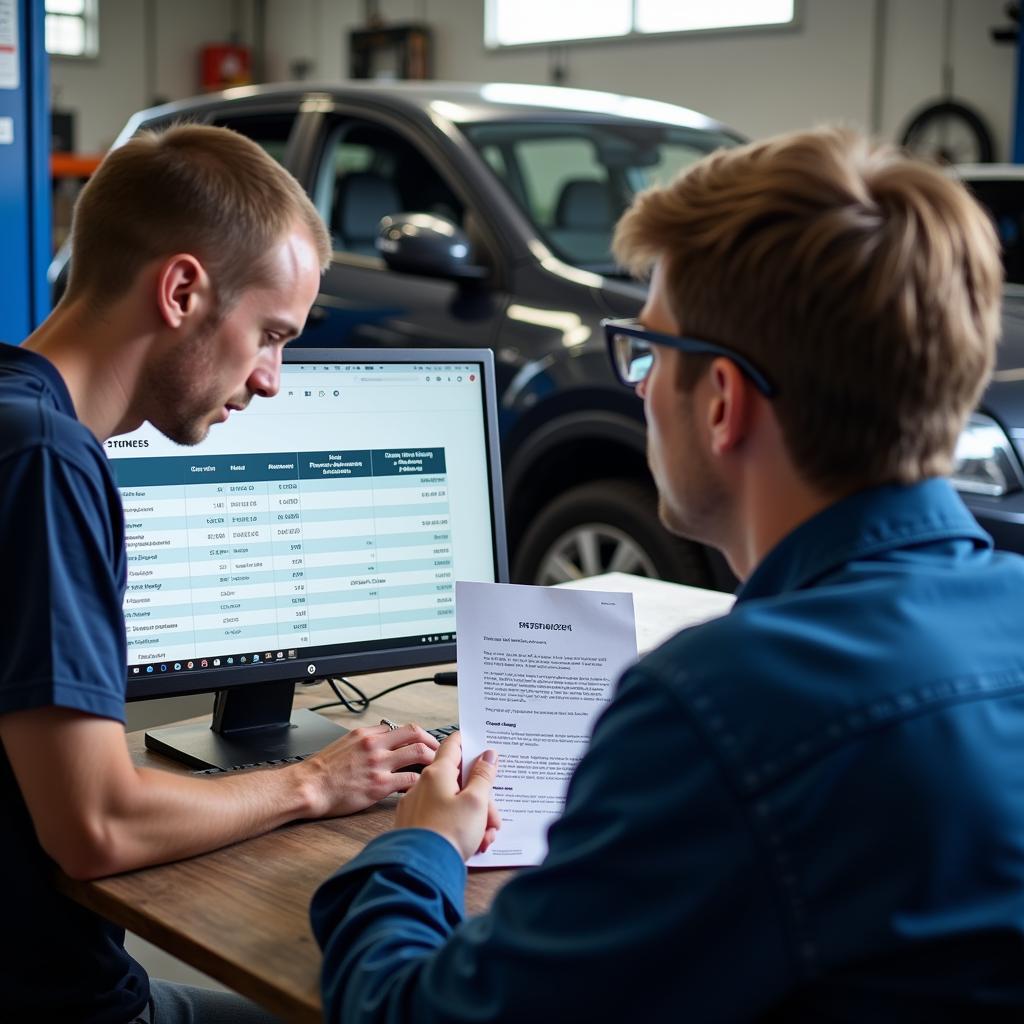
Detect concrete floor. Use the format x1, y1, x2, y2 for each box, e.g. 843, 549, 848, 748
126, 932, 228, 991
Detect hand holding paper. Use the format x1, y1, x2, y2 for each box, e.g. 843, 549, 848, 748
456, 581, 638, 867
395, 732, 502, 859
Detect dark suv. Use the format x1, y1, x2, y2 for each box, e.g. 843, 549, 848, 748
50, 82, 1024, 585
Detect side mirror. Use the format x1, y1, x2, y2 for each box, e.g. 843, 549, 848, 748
377, 213, 488, 281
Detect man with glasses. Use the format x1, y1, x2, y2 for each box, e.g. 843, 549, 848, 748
310, 127, 1024, 1019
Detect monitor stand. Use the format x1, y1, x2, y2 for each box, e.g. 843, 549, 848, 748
144, 680, 348, 772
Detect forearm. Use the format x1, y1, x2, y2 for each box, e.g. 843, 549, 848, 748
63, 760, 320, 879
67, 761, 319, 880
2, 706, 435, 880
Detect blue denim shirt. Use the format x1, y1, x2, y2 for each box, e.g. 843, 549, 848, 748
311, 480, 1024, 1022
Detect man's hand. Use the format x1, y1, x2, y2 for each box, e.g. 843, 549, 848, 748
301, 723, 440, 819
395, 732, 501, 860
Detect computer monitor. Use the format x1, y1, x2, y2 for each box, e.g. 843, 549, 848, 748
107, 348, 508, 770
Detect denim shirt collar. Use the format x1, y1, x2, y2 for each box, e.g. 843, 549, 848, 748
736, 478, 991, 604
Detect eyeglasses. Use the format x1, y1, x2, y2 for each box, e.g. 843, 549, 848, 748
602, 318, 777, 397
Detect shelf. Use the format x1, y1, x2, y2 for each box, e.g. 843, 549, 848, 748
51, 152, 104, 178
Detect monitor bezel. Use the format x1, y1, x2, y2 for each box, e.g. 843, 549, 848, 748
123, 346, 508, 702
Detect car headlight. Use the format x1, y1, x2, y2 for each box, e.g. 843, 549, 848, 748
951, 413, 1023, 497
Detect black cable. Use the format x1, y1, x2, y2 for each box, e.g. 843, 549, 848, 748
308, 674, 436, 713
306, 676, 367, 713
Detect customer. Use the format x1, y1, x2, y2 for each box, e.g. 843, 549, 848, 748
0, 125, 437, 1023
310, 126, 1024, 1020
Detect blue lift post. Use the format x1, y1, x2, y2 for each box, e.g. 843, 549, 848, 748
0, 0, 50, 345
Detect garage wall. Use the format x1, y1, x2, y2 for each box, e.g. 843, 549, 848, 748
52, 0, 1016, 157
265, 0, 1016, 156
49, 0, 245, 152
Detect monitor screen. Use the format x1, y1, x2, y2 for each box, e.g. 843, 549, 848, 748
107, 347, 507, 708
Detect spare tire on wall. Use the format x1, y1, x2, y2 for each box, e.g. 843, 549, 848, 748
900, 99, 995, 165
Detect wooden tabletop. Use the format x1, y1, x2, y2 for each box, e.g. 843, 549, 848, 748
58, 670, 515, 1024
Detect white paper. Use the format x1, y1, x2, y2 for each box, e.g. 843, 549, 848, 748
456, 580, 637, 867
557, 572, 735, 654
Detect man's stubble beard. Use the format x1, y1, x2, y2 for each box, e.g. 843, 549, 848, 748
651, 395, 730, 552
141, 315, 224, 447
656, 467, 728, 549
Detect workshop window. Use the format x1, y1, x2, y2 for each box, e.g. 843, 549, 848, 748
45, 0, 98, 59
485, 0, 795, 47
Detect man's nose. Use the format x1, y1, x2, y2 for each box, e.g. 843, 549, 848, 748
249, 347, 282, 399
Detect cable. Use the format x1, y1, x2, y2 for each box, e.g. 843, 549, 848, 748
314, 676, 369, 713
308, 674, 441, 713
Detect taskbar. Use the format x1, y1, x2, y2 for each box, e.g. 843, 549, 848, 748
127, 631, 455, 678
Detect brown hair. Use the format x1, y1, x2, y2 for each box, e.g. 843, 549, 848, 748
65, 123, 331, 314
613, 126, 1003, 490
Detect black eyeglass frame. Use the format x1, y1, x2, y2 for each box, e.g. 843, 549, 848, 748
602, 318, 777, 397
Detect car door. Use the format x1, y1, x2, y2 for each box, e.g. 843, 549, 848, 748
293, 107, 508, 357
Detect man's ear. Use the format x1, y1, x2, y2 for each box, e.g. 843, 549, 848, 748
706, 357, 756, 457
155, 254, 212, 329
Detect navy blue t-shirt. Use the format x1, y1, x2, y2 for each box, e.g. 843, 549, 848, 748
0, 344, 149, 1020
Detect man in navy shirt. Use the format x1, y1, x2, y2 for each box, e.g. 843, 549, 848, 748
309, 128, 1024, 1019
0, 125, 438, 1022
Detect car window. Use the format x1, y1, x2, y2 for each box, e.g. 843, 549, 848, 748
208, 112, 296, 163
318, 120, 466, 258
478, 144, 507, 177
627, 139, 720, 189
464, 122, 737, 274
516, 137, 605, 228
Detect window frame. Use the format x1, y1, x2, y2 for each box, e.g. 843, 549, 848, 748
484, 0, 800, 50
45, 0, 99, 61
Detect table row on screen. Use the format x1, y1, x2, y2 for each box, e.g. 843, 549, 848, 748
115, 447, 458, 662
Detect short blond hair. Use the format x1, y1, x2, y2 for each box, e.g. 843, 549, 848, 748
613, 126, 1003, 490
66, 124, 331, 313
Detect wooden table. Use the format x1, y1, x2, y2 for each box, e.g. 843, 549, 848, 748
58, 670, 515, 1024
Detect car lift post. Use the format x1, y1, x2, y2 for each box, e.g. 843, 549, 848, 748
0, 0, 50, 345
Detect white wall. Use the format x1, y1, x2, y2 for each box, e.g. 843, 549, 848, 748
50, 0, 240, 151
51, 0, 1017, 156
263, 0, 1016, 155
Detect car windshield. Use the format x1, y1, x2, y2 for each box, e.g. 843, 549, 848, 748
463, 121, 738, 275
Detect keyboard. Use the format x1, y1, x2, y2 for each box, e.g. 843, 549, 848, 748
427, 723, 459, 742
193, 723, 460, 775
406, 723, 459, 773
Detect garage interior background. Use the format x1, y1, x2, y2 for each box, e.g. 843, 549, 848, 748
34, 0, 1019, 995
52, 0, 1014, 160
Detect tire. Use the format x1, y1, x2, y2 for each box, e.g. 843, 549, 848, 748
900, 99, 995, 164
511, 479, 712, 587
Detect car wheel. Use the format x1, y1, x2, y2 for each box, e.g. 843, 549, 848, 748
512, 480, 712, 587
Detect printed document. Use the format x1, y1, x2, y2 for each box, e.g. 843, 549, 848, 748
456, 580, 637, 867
